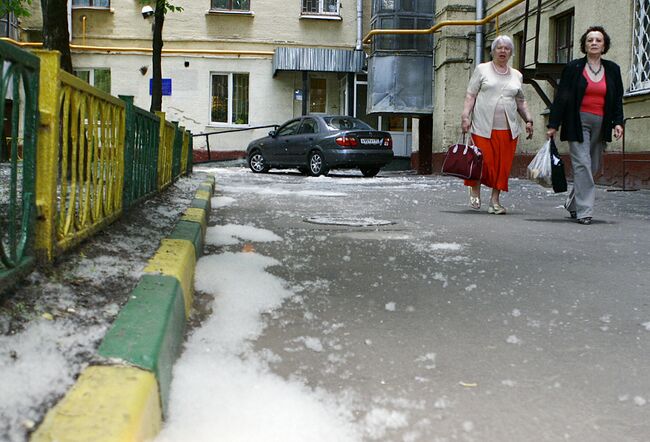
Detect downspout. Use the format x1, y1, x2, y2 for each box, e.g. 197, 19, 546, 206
475, 0, 484, 64
355, 0, 363, 50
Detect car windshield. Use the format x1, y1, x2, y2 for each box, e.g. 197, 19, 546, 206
324, 117, 374, 131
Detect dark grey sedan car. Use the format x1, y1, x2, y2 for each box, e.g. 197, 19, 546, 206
246, 116, 393, 177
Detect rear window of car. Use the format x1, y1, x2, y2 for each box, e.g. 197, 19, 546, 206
324, 117, 373, 131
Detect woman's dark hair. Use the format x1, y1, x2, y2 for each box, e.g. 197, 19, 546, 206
580, 26, 611, 54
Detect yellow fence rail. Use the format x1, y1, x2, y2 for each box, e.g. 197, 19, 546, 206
157, 116, 176, 190
35, 51, 125, 260
29, 49, 192, 263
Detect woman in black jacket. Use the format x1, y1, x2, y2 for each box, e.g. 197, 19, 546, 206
547, 26, 624, 225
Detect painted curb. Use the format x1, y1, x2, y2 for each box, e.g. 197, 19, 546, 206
31, 177, 214, 442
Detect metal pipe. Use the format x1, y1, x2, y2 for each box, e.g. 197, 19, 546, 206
0, 37, 275, 56
362, 0, 525, 44
475, 0, 484, 64
355, 0, 363, 51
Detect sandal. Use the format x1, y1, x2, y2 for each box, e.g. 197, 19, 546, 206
469, 188, 480, 210
577, 217, 592, 225
488, 202, 507, 215
569, 211, 577, 219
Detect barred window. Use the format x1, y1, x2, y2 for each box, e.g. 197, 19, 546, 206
302, 0, 339, 15
631, 0, 650, 92
211, 0, 250, 11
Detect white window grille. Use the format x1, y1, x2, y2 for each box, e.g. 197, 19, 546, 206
631, 0, 650, 92
302, 0, 339, 15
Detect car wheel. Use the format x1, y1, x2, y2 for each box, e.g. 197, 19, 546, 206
248, 150, 269, 173
360, 167, 380, 177
308, 151, 328, 176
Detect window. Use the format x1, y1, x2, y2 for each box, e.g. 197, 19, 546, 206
211, 0, 250, 11
309, 78, 327, 113
210, 73, 249, 125
71, 0, 110, 7
513, 31, 524, 70
302, 0, 339, 15
553, 10, 574, 63
299, 119, 319, 134
277, 119, 302, 136
74, 68, 111, 94
631, 0, 650, 92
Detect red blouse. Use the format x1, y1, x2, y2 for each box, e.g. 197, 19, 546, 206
580, 70, 607, 116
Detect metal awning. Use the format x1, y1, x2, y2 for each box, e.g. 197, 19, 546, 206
272, 47, 365, 76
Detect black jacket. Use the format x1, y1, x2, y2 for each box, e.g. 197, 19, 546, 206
548, 57, 625, 143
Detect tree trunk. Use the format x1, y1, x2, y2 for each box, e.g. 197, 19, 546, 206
150, 0, 165, 113
41, 0, 73, 73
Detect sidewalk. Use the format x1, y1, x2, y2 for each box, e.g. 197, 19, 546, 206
0, 172, 209, 442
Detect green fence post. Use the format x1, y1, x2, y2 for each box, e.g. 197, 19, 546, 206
120, 95, 135, 210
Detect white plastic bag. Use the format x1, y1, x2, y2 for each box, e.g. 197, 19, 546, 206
526, 140, 552, 188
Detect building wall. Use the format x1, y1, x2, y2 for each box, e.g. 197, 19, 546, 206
51, 0, 372, 152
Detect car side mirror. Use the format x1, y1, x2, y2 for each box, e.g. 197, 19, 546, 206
268, 130, 277, 137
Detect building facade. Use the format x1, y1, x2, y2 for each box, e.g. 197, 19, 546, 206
432, 0, 650, 188
10, 0, 650, 186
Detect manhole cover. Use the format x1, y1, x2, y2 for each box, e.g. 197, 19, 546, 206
304, 216, 396, 227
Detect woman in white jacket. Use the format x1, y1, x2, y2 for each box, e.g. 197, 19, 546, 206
461, 35, 534, 214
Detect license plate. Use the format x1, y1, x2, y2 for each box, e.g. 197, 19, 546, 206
359, 138, 381, 145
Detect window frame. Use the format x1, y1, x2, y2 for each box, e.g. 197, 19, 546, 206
630, 0, 650, 94
552, 10, 574, 64
301, 0, 340, 17
71, 0, 111, 9
210, 0, 251, 12
209, 72, 250, 126
73, 67, 111, 94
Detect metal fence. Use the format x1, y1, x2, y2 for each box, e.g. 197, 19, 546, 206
0, 40, 39, 288
1, 44, 192, 293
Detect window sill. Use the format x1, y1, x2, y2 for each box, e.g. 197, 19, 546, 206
207, 123, 251, 128
300, 14, 342, 21
71, 6, 114, 12
624, 89, 650, 101
207, 9, 254, 17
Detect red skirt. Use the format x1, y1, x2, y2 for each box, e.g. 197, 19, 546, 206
464, 130, 518, 191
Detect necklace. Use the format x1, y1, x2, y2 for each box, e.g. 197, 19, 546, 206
492, 62, 509, 75
587, 62, 603, 76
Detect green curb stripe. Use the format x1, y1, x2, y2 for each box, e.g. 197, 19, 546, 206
98, 275, 185, 416
181, 208, 207, 236
190, 197, 210, 212
168, 220, 203, 259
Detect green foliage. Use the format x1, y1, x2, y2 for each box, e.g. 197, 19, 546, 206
139, 0, 183, 14
0, 0, 33, 18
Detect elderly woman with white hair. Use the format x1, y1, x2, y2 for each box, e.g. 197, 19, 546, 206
461, 35, 533, 214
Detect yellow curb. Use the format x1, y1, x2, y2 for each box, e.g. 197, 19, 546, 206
194, 189, 211, 201
31, 366, 161, 442
144, 238, 196, 317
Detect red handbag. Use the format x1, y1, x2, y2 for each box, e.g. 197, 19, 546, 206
441, 135, 483, 180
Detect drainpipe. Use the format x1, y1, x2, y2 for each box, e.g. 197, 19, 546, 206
475, 0, 484, 64
355, 0, 363, 50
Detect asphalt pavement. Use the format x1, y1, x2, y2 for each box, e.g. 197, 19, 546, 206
192, 165, 650, 441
